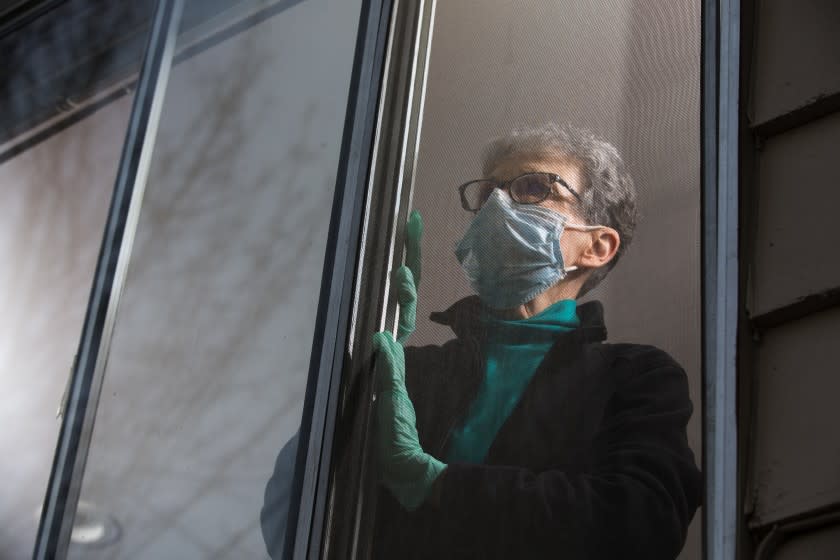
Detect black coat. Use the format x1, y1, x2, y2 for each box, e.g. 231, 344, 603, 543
373, 297, 702, 559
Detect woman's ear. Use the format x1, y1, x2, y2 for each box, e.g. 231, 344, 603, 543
578, 227, 620, 269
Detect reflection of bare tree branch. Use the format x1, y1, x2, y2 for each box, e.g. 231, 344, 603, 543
3, 2, 154, 352
1, 6, 152, 558
6, 2, 348, 558
3, 2, 151, 143
9, 94, 116, 334
134, 29, 327, 295
69, 16, 341, 558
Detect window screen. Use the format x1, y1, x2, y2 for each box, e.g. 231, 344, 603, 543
318, 1, 704, 558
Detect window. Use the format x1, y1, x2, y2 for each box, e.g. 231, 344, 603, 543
26, 0, 742, 558
29, 1, 365, 558
1, 4, 154, 558
312, 1, 723, 559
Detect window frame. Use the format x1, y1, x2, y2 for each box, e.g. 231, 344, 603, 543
701, 0, 740, 559
282, 0, 397, 557
33, 0, 741, 558
314, 0, 743, 559
32, 1, 185, 558
31, 0, 393, 558
309, 1, 438, 558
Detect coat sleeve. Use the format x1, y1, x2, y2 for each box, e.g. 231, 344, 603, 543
260, 431, 299, 559
433, 347, 702, 559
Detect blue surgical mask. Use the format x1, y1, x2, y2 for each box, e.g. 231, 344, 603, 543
454, 189, 598, 309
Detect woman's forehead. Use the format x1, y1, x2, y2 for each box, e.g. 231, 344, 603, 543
488, 153, 584, 187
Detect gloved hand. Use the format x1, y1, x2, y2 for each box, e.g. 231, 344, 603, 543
374, 210, 446, 511
396, 209, 422, 344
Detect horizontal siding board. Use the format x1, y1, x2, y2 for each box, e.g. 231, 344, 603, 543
751, 0, 840, 125
752, 112, 840, 316
750, 307, 840, 525
775, 524, 840, 560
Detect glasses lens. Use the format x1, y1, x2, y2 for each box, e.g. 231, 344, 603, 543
510, 174, 552, 204
462, 180, 497, 210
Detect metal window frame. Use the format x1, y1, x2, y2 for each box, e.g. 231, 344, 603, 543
303, 1, 438, 558
282, 2, 440, 558
282, 0, 397, 558
307, 0, 743, 559
32, 1, 185, 558
702, 0, 740, 559
30, 0, 386, 558
0, 0, 308, 161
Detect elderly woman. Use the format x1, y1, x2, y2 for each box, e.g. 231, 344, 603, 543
371, 123, 701, 559
261, 124, 701, 559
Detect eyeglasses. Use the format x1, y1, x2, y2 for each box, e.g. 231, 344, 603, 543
458, 172, 582, 212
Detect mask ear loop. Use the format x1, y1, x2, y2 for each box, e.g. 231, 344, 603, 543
561, 224, 604, 273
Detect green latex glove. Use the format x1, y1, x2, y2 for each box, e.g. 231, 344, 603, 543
373, 331, 446, 511
374, 211, 446, 510
396, 210, 423, 344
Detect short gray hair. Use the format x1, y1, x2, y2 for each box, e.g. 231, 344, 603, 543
481, 123, 638, 297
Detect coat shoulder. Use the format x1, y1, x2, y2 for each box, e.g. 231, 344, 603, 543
596, 342, 690, 401
599, 342, 684, 371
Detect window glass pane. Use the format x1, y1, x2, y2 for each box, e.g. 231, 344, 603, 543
0, 97, 134, 560
0, 4, 151, 557
337, 1, 703, 558
65, 1, 360, 558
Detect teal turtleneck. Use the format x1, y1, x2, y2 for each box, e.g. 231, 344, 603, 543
445, 299, 579, 464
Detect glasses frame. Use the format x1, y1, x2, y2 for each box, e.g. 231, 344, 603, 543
458, 171, 582, 212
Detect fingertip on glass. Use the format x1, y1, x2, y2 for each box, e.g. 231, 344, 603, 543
407, 210, 423, 238
408, 208, 422, 225
394, 265, 415, 286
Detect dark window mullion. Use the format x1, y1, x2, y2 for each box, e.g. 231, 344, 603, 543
32, 1, 184, 558
702, 0, 740, 558
281, 0, 394, 558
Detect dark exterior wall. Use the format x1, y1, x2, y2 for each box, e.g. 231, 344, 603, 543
741, 1, 840, 556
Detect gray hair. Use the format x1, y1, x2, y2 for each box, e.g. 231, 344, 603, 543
481, 123, 638, 297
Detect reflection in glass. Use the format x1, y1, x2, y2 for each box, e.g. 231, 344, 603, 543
0, 97, 135, 560
0, 4, 152, 557
64, 1, 361, 558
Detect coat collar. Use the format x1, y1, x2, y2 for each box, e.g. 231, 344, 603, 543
429, 296, 608, 344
